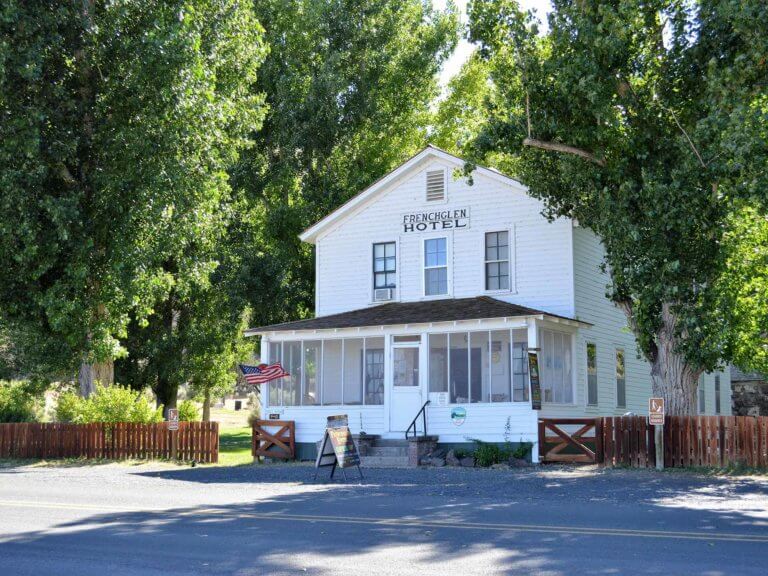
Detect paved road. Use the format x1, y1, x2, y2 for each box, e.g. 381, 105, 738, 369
1, 462, 767, 575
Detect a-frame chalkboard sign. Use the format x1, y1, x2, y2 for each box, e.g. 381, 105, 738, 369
314, 415, 363, 481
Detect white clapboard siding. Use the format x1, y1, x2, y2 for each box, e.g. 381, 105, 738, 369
275, 406, 386, 443
315, 158, 575, 319
425, 403, 538, 444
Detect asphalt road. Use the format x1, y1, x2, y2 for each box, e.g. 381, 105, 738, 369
1, 462, 767, 575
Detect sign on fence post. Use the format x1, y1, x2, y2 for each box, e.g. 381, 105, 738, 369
168, 408, 179, 460
649, 398, 664, 470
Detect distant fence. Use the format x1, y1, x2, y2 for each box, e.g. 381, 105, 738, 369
539, 416, 768, 469
0, 421, 219, 463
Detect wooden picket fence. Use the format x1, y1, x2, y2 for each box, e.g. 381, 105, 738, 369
600, 415, 768, 469
0, 421, 219, 463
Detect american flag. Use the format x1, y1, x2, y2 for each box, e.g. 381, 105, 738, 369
239, 363, 289, 385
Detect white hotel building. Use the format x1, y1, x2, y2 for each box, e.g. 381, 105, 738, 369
247, 146, 731, 461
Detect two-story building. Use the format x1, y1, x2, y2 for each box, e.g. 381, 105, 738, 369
247, 146, 731, 461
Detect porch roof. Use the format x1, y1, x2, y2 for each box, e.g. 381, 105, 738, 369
246, 296, 590, 335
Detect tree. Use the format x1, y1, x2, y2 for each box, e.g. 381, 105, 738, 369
0, 1, 266, 395
230, 0, 459, 329
467, 0, 768, 413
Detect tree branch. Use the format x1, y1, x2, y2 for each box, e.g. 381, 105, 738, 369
522, 138, 606, 167
657, 101, 707, 168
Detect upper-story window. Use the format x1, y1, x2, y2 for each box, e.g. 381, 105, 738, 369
373, 242, 396, 290
485, 231, 509, 291
426, 169, 446, 202
424, 237, 448, 296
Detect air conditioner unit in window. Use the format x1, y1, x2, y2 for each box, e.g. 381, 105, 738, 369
374, 288, 394, 302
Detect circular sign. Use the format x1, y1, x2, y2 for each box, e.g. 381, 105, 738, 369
451, 406, 467, 427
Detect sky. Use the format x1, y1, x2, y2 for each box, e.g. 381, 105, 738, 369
435, 0, 553, 88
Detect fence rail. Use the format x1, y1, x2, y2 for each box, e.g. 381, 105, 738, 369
0, 421, 219, 463
601, 415, 768, 469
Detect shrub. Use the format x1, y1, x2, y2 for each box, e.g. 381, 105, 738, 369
512, 441, 533, 460
177, 399, 200, 422
0, 381, 38, 423
246, 392, 260, 427
473, 441, 510, 467
56, 384, 163, 424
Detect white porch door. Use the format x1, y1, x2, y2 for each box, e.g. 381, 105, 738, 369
389, 343, 423, 432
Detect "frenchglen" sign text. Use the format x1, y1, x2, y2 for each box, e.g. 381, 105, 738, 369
401, 207, 470, 233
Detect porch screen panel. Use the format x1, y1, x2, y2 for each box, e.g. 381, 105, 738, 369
490, 330, 512, 402
322, 339, 343, 405
365, 337, 385, 405
428, 334, 448, 393
283, 342, 302, 406
343, 338, 364, 405
469, 332, 489, 403
303, 341, 321, 405
449, 333, 469, 404
268, 342, 282, 406
540, 329, 573, 404
512, 329, 529, 401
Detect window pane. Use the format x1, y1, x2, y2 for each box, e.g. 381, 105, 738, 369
393, 347, 420, 387
698, 376, 706, 414
385, 243, 395, 257
490, 330, 511, 402
449, 332, 469, 403
512, 329, 529, 401
615, 349, 625, 408
283, 342, 302, 406
425, 268, 448, 296
496, 231, 509, 247
715, 376, 721, 414
587, 343, 597, 406
322, 339, 343, 405
486, 232, 497, 248
437, 267, 448, 293
365, 337, 385, 405
374, 273, 386, 288
469, 332, 489, 403
385, 273, 396, 286
541, 330, 572, 404
343, 338, 364, 404
486, 245, 498, 261
268, 342, 282, 406
374, 259, 385, 272
385, 256, 396, 271
498, 274, 509, 290
374, 244, 385, 258
302, 341, 321, 405
429, 334, 448, 393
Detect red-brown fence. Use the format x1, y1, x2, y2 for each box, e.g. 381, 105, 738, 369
0, 421, 219, 463
600, 415, 768, 469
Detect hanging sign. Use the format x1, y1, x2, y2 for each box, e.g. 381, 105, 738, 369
168, 408, 179, 431
528, 352, 542, 410
451, 406, 467, 426
649, 397, 665, 425
401, 207, 470, 233
314, 415, 363, 481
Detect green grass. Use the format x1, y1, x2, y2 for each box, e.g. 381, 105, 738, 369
217, 426, 253, 467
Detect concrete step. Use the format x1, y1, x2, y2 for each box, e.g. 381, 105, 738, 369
372, 438, 409, 447
360, 455, 409, 468
365, 446, 408, 457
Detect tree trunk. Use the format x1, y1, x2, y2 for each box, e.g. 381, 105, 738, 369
78, 358, 114, 397
619, 301, 702, 415
202, 390, 211, 422
156, 378, 178, 419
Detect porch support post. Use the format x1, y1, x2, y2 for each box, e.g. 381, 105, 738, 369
527, 318, 539, 350
527, 319, 540, 464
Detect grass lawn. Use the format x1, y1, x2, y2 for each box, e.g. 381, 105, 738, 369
217, 426, 253, 467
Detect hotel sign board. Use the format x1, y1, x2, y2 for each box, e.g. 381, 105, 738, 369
314, 415, 363, 481
402, 207, 470, 233
649, 397, 665, 426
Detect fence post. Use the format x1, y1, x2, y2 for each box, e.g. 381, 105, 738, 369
655, 424, 664, 470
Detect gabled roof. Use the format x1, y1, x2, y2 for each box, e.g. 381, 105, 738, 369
299, 145, 527, 244
246, 296, 589, 335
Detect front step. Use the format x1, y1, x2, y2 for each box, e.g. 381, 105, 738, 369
360, 455, 410, 468
365, 446, 408, 457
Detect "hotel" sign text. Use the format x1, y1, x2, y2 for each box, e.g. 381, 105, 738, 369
401, 207, 470, 233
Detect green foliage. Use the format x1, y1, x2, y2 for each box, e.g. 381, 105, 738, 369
473, 440, 508, 467
0, 381, 39, 423
0, 1, 267, 379
245, 392, 260, 428
55, 384, 163, 424
177, 399, 200, 422
511, 441, 533, 460
466, 0, 768, 410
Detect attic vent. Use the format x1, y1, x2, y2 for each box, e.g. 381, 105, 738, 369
426, 170, 446, 202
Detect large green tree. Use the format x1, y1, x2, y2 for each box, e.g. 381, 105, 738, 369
467, 0, 768, 413
231, 0, 459, 329
0, 1, 266, 395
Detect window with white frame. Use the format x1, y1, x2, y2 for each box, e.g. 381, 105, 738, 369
428, 329, 527, 403
373, 242, 396, 290
540, 329, 573, 404
424, 237, 448, 296
715, 375, 721, 414
586, 343, 597, 406
267, 338, 385, 407
485, 231, 510, 290
616, 349, 626, 408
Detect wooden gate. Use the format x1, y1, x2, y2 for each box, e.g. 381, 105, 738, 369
252, 420, 295, 460
538, 418, 602, 464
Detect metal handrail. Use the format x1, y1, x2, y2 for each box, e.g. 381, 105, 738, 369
405, 400, 431, 440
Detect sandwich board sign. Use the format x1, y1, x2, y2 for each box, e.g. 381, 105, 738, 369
649, 397, 665, 426
168, 408, 179, 431
314, 415, 363, 481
